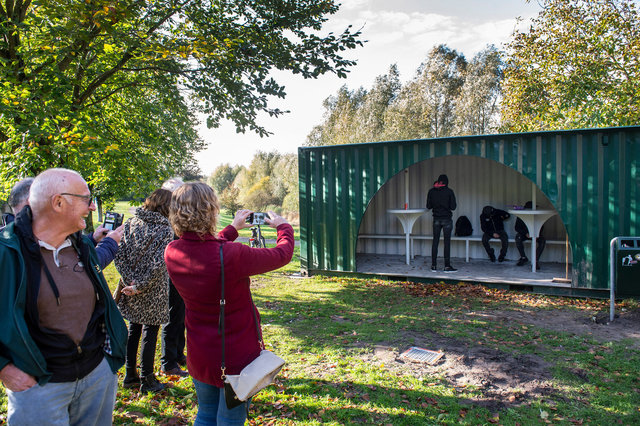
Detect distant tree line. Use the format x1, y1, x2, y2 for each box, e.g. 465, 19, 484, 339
208, 152, 298, 216
306, 44, 503, 146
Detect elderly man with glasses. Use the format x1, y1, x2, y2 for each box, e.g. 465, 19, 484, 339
0, 168, 127, 425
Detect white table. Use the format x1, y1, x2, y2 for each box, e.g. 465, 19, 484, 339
388, 209, 427, 265
508, 209, 557, 272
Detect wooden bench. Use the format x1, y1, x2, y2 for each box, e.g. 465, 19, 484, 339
358, 234, 564, 262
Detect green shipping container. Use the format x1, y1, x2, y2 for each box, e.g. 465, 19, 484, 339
298, 126, 640, 292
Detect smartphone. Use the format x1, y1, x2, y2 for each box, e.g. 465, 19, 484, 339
103, 211, 124, 231
245, 212, 267, 225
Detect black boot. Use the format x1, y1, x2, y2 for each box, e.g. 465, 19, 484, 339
488, 249, 496, 262
140, 374, 165, 393
123, 368, 140, 389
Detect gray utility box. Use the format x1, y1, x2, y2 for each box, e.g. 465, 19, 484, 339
615, 237, 640, 298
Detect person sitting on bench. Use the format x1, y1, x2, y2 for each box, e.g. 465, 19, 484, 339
480, 205, 510, 262
515, 201, 546, 269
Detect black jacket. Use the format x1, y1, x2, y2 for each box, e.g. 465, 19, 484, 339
1, 212, 14, 228
426, 186, 457, 219
515, 217, 545, 237
515, 217, 528, 235
480, 208, 510, 234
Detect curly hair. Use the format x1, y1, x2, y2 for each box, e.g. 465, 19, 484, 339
169, 182, 220, 237
144, 188, 172, 217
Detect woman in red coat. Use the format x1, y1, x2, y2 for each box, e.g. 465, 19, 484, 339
164, 182, 294, 425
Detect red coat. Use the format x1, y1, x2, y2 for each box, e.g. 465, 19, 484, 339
164, 224, 294, 387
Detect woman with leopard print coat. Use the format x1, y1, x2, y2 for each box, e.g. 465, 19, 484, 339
114, 189, 174, 393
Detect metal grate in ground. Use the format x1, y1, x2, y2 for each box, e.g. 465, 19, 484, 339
399, 347, 444, 365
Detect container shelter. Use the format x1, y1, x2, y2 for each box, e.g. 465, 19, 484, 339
298, 126, 640, 295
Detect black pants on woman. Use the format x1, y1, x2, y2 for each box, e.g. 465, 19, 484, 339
161, 281, 186, 371
126, 323, 160, 377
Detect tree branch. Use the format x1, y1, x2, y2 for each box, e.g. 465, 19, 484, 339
75, 5, 185, 106
84, 81, 141, 108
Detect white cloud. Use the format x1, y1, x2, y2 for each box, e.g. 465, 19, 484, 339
339, 0, 371, 11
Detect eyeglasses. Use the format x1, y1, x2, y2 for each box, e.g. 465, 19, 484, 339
59, 192, 93, 206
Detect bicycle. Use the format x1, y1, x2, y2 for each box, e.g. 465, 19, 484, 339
249, 224, 267, 248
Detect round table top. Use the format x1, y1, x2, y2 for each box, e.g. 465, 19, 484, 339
387, 208, 427, 214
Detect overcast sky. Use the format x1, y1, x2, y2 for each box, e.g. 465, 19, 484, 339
196, 0, 542, 176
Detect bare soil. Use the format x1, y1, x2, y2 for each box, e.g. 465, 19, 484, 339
363, 306, 640, 413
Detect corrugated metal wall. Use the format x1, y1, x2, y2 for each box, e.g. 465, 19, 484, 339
299, 126, 640, 289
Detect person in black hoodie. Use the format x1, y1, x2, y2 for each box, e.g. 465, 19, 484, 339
426, 174, 457, 272
480, 205, 510, 262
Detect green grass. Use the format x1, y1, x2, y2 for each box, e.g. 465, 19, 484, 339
4, 209, 640, 425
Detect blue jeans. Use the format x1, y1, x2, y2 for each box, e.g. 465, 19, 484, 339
7, 357, 117, 426
192, 378, 249, 425
432, 218, 453, 266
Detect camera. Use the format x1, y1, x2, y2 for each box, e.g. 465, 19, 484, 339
246, 212, 268, 225
103, 211, 124, 231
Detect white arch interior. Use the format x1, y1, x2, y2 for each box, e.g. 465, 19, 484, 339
357, 155, 569, 263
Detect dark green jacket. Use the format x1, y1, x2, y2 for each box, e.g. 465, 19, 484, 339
0, 222, 127, 385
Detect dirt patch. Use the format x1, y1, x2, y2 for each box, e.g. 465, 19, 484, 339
466, 306, 640, 348
360, 307, 640, 412
366, 330, 555, 413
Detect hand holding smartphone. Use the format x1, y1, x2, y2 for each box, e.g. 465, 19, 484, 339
103, 211, 124, 232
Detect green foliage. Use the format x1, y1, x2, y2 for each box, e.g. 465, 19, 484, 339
221, 151, 299, 213
0, 0, 362, 200
243, 176, 279, 211
282, 191, 299, 213
501, 0, 640, 131
456, 45, 503, 135
208, 163, 242, 194
218, 184, 242, 216
307, 44, 503, 145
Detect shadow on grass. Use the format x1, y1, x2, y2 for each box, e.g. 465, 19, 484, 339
252, 377, 484, 425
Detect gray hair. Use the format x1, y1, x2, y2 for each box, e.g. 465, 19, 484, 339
161, 177, 185, 192
8, 177, 34, 211
29, 168, 84, 213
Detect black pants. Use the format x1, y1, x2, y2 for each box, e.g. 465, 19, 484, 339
515, 232, 546, 261
126, 323, 160, 377
482, 231, 509, 259
432, 218, 453, 267
161, 281, 186, 370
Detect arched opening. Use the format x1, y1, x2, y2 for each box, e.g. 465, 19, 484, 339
355, 155, 573, 286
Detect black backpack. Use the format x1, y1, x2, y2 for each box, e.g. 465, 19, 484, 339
455, 215, 473, 236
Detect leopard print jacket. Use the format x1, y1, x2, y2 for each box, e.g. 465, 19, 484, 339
114, 207, 173, 325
